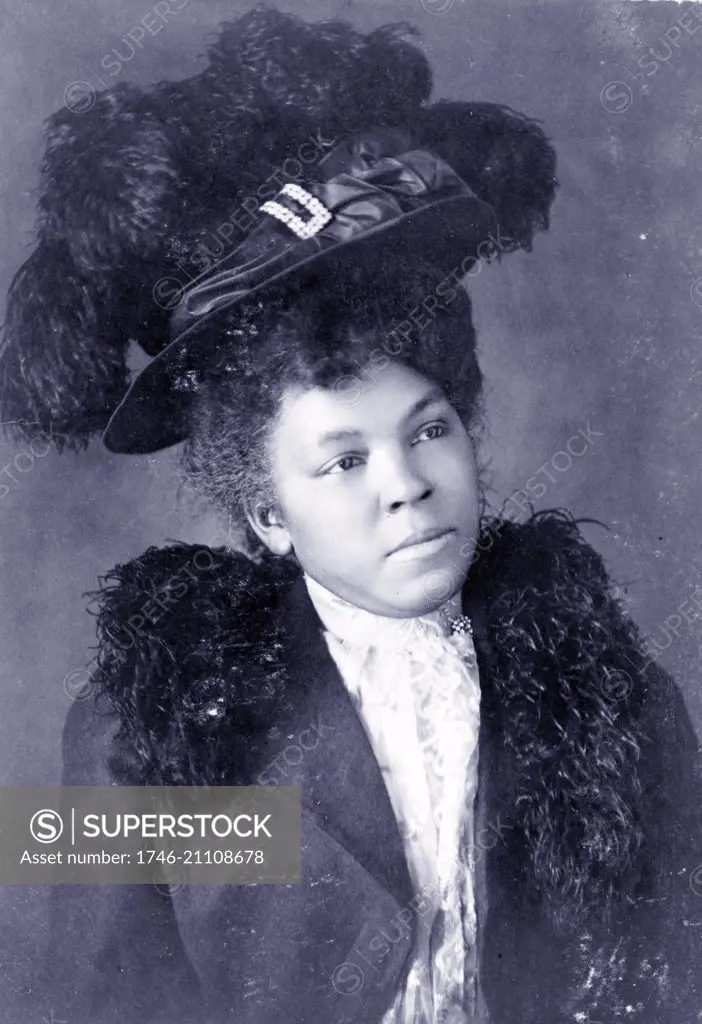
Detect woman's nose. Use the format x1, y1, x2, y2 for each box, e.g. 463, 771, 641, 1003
387, 484, 432, 514
380, 455, 433, 513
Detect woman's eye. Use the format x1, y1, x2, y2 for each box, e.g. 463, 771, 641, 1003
414, 422, 448, 443
324, 454, 363, 475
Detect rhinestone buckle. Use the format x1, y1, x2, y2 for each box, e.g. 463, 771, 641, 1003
260, 183, 333, 240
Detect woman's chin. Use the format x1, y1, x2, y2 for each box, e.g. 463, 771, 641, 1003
381, 562, 468, 616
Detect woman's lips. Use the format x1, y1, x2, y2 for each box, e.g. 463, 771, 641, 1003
387, 528, 455, 562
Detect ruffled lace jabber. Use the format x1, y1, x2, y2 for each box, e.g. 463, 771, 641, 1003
303, 574, 482, 1023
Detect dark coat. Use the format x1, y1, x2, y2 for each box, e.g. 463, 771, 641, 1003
39, 511, 701, 1024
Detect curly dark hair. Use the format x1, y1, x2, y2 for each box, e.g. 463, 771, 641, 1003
176, 251, 485, 556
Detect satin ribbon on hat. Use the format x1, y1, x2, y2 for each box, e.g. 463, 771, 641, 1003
168, 127, 497, 343
302, 575, 481, 1024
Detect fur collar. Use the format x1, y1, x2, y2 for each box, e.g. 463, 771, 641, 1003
88, 509, 649, 922
468, 511, 646, 926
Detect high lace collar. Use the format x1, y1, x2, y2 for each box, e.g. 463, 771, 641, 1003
302, 572, 464, 652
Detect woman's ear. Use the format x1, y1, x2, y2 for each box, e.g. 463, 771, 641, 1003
244, 500, 293, 557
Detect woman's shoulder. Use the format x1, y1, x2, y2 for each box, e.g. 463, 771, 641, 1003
85, 540, 296, 668
478, 509, 697, 728
75, 541, 300, 784
87, 540, 296, 625
476, 509, 688, 710
483, 509, 701, 790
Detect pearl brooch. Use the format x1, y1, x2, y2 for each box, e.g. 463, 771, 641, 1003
443, 612, 475, 660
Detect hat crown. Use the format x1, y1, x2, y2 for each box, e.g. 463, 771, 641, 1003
317, 126, 414, 178
165, 127, 494, 352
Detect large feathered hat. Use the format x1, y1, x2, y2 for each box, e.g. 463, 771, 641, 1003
0, 4, 557, 455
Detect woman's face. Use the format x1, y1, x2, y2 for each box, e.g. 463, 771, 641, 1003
255, 360, 481, 617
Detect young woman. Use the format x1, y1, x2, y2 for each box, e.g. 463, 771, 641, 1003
1, 7, 699, 1023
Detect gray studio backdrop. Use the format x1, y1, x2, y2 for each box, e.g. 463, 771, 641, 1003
1, 0, 701, 1003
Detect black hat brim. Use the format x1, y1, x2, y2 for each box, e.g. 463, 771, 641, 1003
102, 192, 497, 454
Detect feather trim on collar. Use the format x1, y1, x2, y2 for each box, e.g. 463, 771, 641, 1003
470, 510, 646, 926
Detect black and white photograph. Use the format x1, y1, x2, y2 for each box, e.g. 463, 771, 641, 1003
1, 1, 701, 1021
